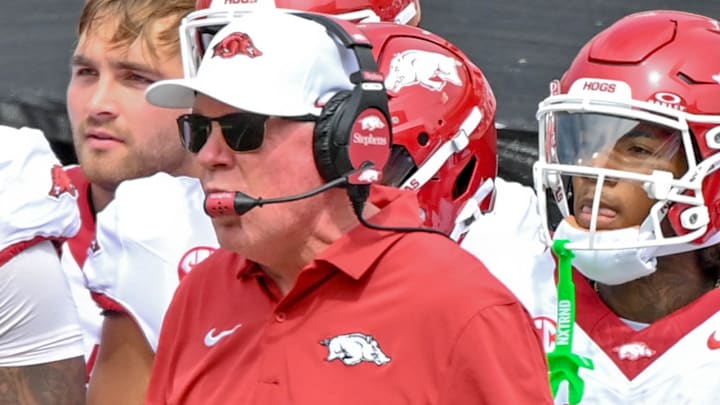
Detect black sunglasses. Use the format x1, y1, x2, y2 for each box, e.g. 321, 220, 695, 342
177, 112, 314, 153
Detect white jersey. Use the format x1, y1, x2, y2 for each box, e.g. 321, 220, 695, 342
0, 125, 84, 366
460, 177, 547, 307
59, 165, 103, 373
0, 126, 80, 254
84, 173, 219, 350
462, 178, 720, 404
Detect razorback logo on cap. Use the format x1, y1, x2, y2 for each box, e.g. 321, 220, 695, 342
213, 32, 263, 59
48, 164, 78, 199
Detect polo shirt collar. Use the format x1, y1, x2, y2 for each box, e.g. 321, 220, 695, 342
236, 185, 426, 280
315, 185, 424, 280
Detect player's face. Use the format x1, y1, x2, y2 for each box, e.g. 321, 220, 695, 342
191, 94, 332, 260
571, 122, 688, 230
67, 15, 195, 196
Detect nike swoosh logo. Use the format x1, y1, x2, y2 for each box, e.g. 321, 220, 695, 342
708, 331, 720, 350
204, 324, 242, 347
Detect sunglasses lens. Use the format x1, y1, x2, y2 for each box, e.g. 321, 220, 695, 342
220, 113, 266, 152
177, 113, 268, 153
177, 115, 209, 153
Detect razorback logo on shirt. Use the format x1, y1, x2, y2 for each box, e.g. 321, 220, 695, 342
612, 342, 655, 360
49, 164, 78, 199
320, 333, 391, 366
88, 239, 101, 256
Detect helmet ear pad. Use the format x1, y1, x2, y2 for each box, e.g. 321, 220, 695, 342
313, 90, 354, 182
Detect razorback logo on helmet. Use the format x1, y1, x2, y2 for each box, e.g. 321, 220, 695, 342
384, 50, 462, 93
178, 246, 217, 280
213, 32, 263, 59
48, 164, 78, 199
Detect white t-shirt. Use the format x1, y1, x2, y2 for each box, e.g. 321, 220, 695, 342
0, 125, 84, 366
0, 241, 85, 366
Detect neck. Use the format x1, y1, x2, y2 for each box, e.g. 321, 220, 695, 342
89, 183, 115, 213
258, 199, 380, 296
595, 251, 716, 323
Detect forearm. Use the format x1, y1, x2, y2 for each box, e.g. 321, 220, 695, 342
87, 313, 154, 405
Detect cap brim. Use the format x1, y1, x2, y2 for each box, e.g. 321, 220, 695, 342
146, 77, 322, 117
146, 79, 200, 109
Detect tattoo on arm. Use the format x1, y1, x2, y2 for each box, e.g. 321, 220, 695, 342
0, 357, 86, 405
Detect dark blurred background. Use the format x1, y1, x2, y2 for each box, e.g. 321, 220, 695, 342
2, 1, 719, 184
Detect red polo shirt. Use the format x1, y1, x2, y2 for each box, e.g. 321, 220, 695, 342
146, 186, 552, 405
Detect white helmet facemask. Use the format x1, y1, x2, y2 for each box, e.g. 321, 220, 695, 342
534, 78, 720, 271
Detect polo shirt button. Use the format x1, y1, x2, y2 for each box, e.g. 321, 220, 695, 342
275, 312, 287, 323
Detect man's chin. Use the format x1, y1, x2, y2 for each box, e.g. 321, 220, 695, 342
80, 158, 135, 188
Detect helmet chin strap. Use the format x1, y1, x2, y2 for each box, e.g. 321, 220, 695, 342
639, 230, 720, 260
400, 106, 481, 191
392, 2, 420, 24
449, 178, 494, 241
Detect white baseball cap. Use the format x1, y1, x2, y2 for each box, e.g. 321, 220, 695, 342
146, 11, 357, 117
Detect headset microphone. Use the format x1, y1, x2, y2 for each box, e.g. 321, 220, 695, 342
204, 176, 351, 217
203, 162, 380, 217
204, 165, 447, 237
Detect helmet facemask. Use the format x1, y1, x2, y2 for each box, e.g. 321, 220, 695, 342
533, 78, 720, 258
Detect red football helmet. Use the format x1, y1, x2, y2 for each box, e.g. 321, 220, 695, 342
534, 10, 720, 254
182, 0, 421, 77
360, 22, 497, 237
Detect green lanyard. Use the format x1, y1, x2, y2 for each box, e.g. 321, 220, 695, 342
547, 239, 595, 404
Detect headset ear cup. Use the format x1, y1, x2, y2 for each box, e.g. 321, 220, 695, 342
314, 91, 353, 182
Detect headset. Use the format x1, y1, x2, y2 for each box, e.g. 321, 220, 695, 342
293, 12, 393, 185
206, 12, 447, 237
